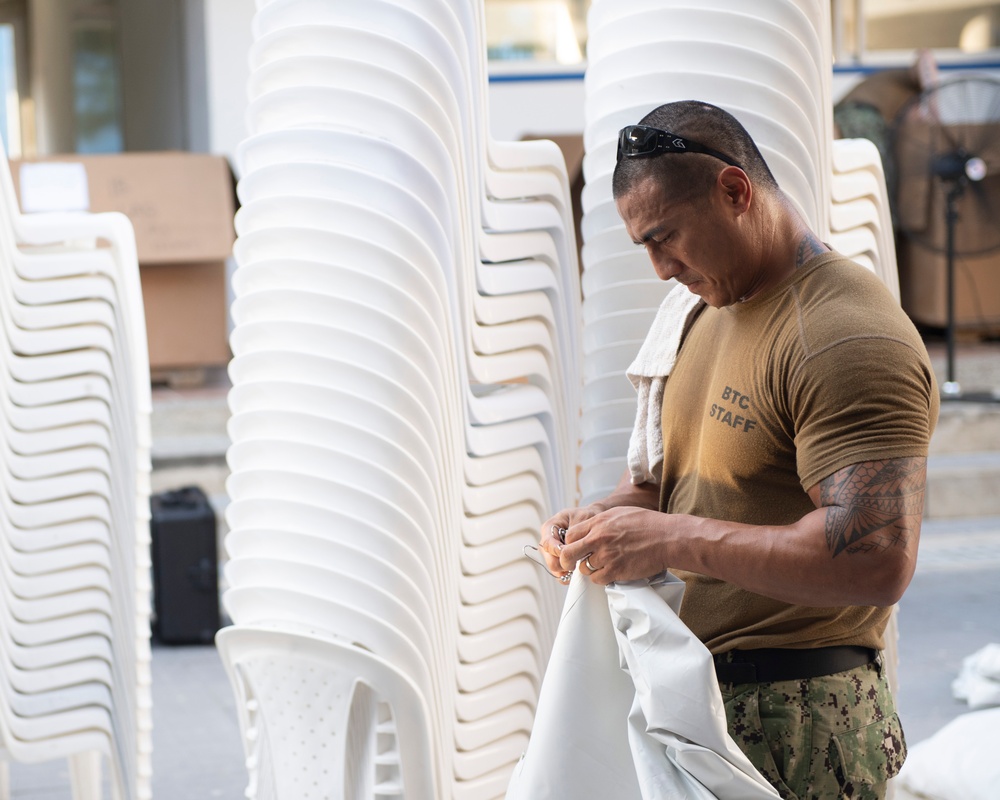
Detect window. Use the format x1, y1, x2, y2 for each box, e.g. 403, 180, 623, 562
483, 1, 1000, 69
74, 21, 122, 152
486, 0, 588, 64
73, 1, 122, 153
835, 0, 1000, 62
0, 0, 27, 158
0, 23, 18, 156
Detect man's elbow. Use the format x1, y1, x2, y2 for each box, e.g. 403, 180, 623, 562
868, 553, 917, 606
873, 578, 909, 607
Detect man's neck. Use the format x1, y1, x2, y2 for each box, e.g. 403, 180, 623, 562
794, 229, 830, 269
739, 198, 828, 303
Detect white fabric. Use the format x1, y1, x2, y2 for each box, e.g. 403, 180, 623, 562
505, 571, 643, 799
896, 707, 1000, 800
607, 575, 780, 800
951, 643, 1000, 709
506, 571, 778, 800
625, 284, 703, 485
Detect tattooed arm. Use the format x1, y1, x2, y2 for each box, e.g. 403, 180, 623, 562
814, 458, 926, 559
558, 455, 926, 607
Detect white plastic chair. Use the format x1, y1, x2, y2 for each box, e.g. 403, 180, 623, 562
586, 7, 823, 69
216, 625, 440, 800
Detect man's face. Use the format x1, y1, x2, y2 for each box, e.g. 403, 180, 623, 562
615, 174, 747, 308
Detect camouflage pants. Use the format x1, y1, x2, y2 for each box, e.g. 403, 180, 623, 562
718, 657, 906, 800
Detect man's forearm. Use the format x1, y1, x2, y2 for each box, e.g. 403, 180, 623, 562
662, 507, 918, 607
562, 458, 926, 607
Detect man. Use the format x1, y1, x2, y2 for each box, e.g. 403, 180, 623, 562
539, 101, 939, 799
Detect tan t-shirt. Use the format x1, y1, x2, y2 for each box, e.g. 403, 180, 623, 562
659, 253, 939, 654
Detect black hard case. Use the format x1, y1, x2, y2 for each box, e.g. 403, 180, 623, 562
150, 486, 221, 644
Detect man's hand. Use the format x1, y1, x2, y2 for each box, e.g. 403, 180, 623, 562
537, 471, 660, 581
538, 501, 610, 581
558, 505, 670, 585
539, 456, 927, 606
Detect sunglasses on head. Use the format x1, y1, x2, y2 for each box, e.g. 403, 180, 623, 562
617, 124, 744, 172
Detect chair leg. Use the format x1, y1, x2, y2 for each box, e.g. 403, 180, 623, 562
884, 605, 900, 800
0, 757, 10, 800
69, 751, 103, 800
884, 604, 900, 696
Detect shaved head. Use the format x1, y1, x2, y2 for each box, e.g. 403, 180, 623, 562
612, 101, 779, 204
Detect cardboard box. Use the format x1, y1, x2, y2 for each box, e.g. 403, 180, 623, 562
12, 152, 236, 373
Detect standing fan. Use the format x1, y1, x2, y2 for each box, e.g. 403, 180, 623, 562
892, 75, 1000, 401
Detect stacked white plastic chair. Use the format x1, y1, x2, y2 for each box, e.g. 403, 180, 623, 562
579, 0, 836, 502
830, 137, 901, 300
218, 1, 582, 798
0, 147, 153, 799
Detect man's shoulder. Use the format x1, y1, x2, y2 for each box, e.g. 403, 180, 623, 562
801, 251, 888, 293
796, 255, 914, 336
736, 254, 934, 390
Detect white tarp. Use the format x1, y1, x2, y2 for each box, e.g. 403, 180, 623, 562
951, 643, 1000, 709
506, 571, 778, 799
897, 707, 1000, 800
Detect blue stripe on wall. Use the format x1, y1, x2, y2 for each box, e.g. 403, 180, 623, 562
489, 72, 586, 83
488, 60, 1000, 83
833, 60, 1000, 76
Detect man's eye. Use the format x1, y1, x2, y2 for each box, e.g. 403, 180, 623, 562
638, 232, 672, 248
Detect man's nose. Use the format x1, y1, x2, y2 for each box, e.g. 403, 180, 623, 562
651, 253, 681, 281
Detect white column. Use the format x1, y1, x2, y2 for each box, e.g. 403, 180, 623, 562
28, 0, 75, 154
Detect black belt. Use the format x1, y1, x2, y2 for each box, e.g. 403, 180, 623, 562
713, 646, 877, 684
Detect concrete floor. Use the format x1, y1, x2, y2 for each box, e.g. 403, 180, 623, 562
896, 519, 1000, 744
924, 336, 1000, 398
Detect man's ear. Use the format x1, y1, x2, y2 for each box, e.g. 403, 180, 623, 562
717, 166, 752, 216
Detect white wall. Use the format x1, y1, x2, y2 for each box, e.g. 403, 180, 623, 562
202, 0, 254, 172
488, 77, 586, 142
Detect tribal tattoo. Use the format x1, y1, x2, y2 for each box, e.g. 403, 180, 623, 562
819, 457, 926, 557
795, 231, 829, 269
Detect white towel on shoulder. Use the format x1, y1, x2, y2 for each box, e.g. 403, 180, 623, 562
626, 284, 703, 485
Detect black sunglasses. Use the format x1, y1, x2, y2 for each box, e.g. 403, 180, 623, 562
617, 124, 744, 171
